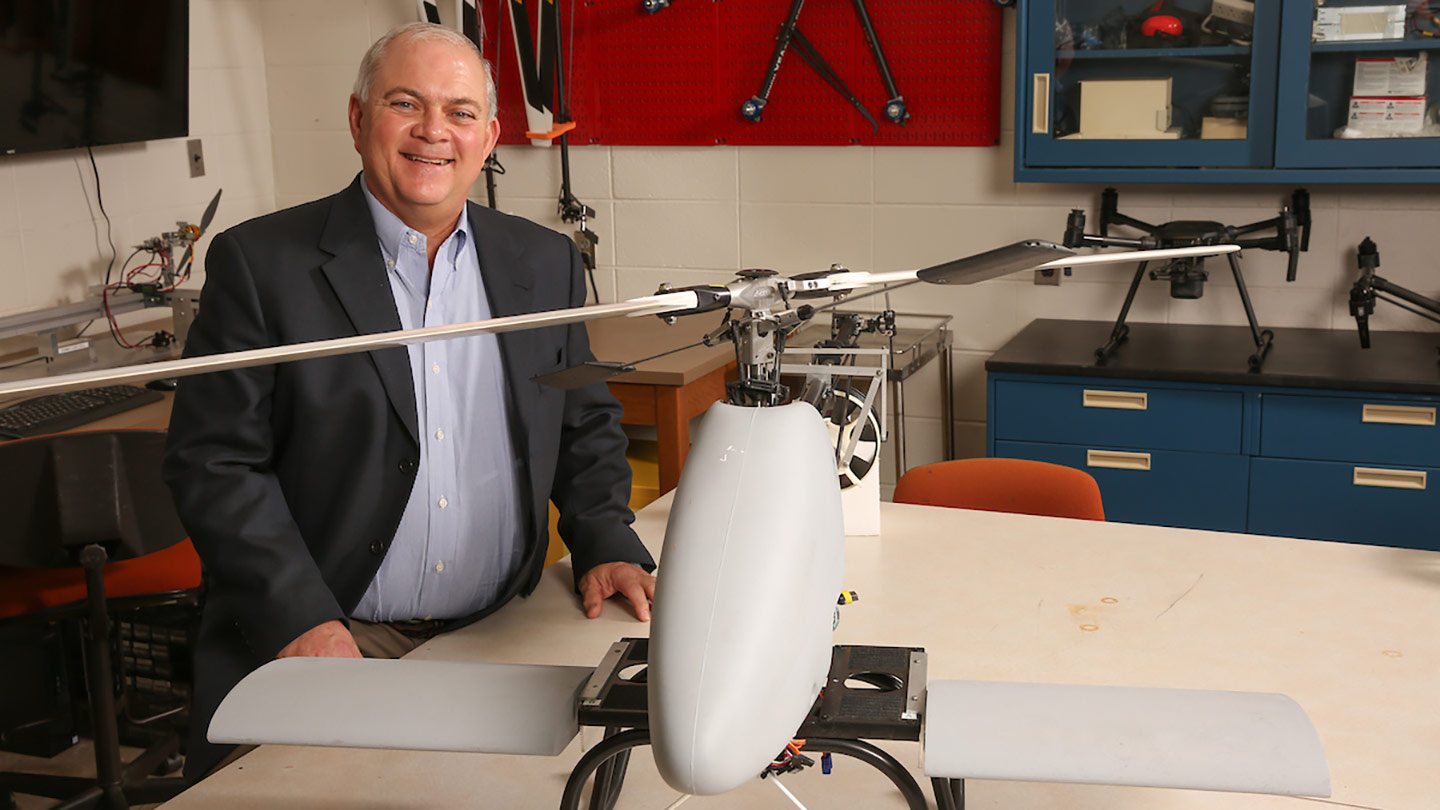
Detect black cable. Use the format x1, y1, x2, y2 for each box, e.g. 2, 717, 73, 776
78, 146, 118, 338
0, 355, 52, 370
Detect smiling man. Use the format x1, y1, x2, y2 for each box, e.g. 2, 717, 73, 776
163, 23, 654, 780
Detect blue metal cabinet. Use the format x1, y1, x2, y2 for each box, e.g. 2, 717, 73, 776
987, 320, 1440, 550
1015, 0, 1440, 182
993, 380, 1244, 453
995, 438, 1250, 532
1249, 458, 1439, 551
1260, 394, 1440, 468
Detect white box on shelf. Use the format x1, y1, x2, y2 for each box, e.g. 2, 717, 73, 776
1348, 96, 1427, 133
1353, 53, 1428, 96
1313, 5, 1407, 41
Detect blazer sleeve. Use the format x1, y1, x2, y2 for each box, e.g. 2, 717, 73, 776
548, 240, 656, 580
162, 231, 346, 660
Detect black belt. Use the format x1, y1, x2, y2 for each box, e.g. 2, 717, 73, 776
387, 618, 448, 639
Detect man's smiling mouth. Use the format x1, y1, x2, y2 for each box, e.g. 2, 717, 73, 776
404, 154, 452, 165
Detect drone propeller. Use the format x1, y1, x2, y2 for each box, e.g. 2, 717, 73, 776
177, 188, 224, 273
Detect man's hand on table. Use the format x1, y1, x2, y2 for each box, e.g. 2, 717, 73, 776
579, 562, 655, 622
276, 619, 363, 658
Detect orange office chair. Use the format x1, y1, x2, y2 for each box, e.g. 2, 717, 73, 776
893, 458, 1106, 521
0, 430, 201, 810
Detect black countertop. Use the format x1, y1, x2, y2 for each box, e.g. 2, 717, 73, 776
987, 320, 1440, 396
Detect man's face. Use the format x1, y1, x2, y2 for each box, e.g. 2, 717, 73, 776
348, 36, 500, 229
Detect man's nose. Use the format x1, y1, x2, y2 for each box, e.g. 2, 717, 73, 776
413, 107, 447, 140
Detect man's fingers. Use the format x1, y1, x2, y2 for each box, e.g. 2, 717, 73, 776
619, 580, 651, 621
580, 578, 608, 619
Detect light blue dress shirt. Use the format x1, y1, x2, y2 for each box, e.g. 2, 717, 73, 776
352, 178, 524, 622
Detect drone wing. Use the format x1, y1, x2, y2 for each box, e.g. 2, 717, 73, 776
209, 657, 592, 756
924, 679, 1330, 797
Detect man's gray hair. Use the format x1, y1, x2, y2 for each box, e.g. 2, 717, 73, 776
353, 22, 498, 123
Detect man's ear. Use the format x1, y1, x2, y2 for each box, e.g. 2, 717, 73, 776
482, 116, 501, 158
347, 95, 364, 149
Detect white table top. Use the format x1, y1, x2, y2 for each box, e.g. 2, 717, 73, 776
161, 495, 1440, 810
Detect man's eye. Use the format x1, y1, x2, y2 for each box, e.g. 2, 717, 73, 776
453, 111, 475, 120
392, 100, 415, 110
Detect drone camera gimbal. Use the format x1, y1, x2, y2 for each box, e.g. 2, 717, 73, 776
1063, 187, 1310, 369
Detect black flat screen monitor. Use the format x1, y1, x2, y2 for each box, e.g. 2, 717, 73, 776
0, 0, 188, 156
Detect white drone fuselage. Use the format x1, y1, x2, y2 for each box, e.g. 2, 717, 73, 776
648, 401, 845, 795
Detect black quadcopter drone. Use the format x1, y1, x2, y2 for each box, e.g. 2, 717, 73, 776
1063, 187, 1311, 369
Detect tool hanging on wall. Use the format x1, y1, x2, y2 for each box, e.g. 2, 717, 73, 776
740, 0, 910, 128
507, 0, 599, 302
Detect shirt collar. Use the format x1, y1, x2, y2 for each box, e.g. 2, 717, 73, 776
359, 173, 470, 263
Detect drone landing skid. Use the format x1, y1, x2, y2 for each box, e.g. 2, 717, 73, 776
570, 638, 940, 810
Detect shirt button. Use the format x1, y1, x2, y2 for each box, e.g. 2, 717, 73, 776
438, 496, 448, 509
386, 259, 394, 268
434, 561, 445, 572
431, 363, 440, 374
435, 429, 444, 440
407, 233, 417, 245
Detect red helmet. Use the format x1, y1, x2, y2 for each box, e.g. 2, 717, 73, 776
1142, 14, 1184, 37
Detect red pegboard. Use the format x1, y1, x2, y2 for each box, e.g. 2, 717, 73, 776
486, 0, 1001, 147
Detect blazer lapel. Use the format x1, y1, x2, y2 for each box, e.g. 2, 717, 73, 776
318, 177, 419, 442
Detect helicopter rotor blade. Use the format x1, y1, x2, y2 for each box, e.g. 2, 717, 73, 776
0, 291, 702, 401
532, 361, 636, 390
811, 243, 1245, 294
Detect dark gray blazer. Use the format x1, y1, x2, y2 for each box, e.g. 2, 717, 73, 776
163, 176, 650, 778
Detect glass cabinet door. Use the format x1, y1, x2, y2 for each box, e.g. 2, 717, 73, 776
1022, 0, 1280, 168
1274, 0, 1440, 168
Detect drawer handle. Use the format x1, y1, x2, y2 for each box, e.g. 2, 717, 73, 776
1032, 73, 1050, 134
1353, 467, 1427, 490
1361, 404, 1435, 426
1083, 389, 1148, 410
1087, 449, 1151, 471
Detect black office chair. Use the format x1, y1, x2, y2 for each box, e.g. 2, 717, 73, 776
0, 430, 201, 810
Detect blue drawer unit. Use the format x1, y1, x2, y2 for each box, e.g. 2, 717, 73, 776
996, 440, 1249, 533
1260, 394, 1440, 468
988, 320, 1440, 550
993, 380, 1243, 454
1249, 458, 1439, 551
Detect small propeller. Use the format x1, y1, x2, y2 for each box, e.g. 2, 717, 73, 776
177, 188, 223, 273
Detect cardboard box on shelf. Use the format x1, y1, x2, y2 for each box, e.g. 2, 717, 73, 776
1201, 116, 1248, 139
1079, 78, 1173, 138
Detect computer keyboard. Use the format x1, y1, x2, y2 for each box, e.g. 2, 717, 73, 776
0, 384, 165, 439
